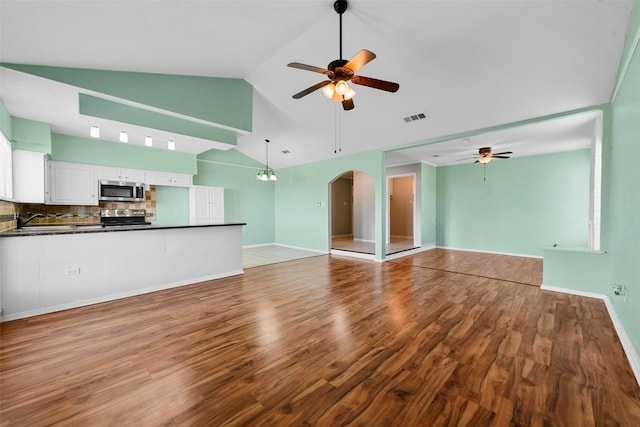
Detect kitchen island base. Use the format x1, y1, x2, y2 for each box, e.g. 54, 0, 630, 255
0, 224, 244, 321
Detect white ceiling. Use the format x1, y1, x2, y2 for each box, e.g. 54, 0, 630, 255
0, 0, 634, 169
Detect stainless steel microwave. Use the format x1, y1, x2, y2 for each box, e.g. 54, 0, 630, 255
98, 180, 145, 202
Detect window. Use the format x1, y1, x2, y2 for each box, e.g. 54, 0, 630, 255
0, 130, 13, 200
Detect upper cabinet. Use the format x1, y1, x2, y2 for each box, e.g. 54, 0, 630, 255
147, 171, 192, 187
48, 161, 98, 205
12, 150, 47, 203
96, 166, 146, 183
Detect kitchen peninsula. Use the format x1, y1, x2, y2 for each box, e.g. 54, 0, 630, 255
0, 223, 246, 321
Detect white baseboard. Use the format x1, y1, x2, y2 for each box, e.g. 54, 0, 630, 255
437, 245, 543, 259
331, 234, 353, 239
541, 284, 640, 387
385, 244, 435, 261
243, 242, 276, 249
353, 238, 375, 243
0, 270, 245, 322
273, 243, 328, 254
330, 249, 376, 261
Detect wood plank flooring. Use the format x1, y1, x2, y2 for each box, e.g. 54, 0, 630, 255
1, 250, 639, 426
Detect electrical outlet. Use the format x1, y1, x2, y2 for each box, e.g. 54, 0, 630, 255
613, 284, 626, 296
65, 267, 80, 276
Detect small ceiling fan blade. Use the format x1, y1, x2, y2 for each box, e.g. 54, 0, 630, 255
492, 151, 513, 156
342, 98, 355, 111
474, 160, 480, 163
491, 155, 511, 159
344, 49, 376, 73
351, 75, 399, 92
287, 62, 333, 76
292, 80, 331, 99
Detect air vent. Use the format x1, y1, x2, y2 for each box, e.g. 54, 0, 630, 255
282, 150, 290, 154
403, 112, 427, 123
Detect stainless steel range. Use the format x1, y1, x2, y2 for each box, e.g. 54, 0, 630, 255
100, 209, 151, 227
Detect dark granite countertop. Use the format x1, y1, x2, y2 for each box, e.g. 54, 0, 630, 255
0, 223, 247, 237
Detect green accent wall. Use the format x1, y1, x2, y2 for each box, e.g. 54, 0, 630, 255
436, 149, 591, 257
79, 94, 237, 145
194, 149, 274, 246
51, 134, 196, 174
11, 117, 51, 153
154, 186, 189, 225
606, 0, 640, 355
275, 150, 385, 259
421, 162, 437, 245
1, 63, 253, 132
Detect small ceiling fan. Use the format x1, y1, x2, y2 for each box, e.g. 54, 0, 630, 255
287, 0, 399, 111
458, 147, 513, 164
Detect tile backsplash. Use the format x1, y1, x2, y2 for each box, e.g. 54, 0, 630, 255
14, 185, 157, 226
0, 200, 17, 232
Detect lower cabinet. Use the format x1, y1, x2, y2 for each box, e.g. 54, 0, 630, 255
189, 185, 224, 224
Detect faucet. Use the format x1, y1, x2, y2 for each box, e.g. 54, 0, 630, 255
16, 213, 45, 229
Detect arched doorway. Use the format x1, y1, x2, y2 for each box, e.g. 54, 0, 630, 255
329, 170, 376, 255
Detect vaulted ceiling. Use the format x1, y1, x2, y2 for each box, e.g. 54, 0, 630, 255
0, 0, 635, 169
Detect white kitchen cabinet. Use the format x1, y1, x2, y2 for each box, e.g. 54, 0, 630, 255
48, 161, 98, 205
12, 150, 47, 203
96, 166, 145, 183
147, 171, 192, 187
189, 185, 224, 224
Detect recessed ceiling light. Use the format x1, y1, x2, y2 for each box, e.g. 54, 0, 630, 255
145, 136, 153, 147
90, 126, 100, 138
119, 131, 128, 143
168, 140, 175, 151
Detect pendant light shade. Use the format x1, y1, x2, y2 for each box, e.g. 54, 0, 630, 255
257, 139, 277, 182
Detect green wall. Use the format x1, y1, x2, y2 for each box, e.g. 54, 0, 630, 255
154, 186, 189, 225
606, 0, 640, 355
51, 134, 196, 174
421, 162, 437, 246
11, 117, 51, 153
275, 150, 385, 258
194, 149, 275, 246
436, 149, 591, 257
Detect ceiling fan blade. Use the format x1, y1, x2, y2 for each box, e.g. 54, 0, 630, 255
344, 49, 376, 73
342, 98, 355, 111
351, 75, 399, 92
287, 62, 333, 76
292, 80, 331, 99
492, 151, 513, 156
491, 155, 511, 159
457, 157, 478, 161
474, 160, 480, 163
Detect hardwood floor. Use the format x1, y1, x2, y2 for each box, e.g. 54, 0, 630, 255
332, 235, 416, 255
1, 250, 639, 426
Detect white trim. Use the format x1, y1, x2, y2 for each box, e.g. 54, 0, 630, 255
331, 234, 353, 239
274, 243, 328, 254
540, 284, 640, 387
353, 238, 375, 243
0, 270, 245, 322
330, 249, 375, 261
436, 245, 543, 259
243, 242, 276, 249
385, 244, 435, 261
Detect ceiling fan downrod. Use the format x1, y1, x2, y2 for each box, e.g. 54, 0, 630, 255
334, 0, 348, 60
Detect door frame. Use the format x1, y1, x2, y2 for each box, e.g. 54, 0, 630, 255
386, 173, 420, 248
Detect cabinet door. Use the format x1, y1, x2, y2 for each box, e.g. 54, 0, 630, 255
13, 150, 46, 203
48, 162, 98, 205
171, 174, 192, 187
146, 171, 172, 186
121, 168, 146, 182
211, 187, 224, 222
96, 166, 121, 181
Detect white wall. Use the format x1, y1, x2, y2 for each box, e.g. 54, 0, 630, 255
353, 171, 375, 241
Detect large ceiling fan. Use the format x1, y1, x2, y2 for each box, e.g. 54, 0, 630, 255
287, 0, 399, 111
459, 147, 513, 164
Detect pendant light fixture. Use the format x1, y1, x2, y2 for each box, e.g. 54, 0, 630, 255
256, 139, 277, 181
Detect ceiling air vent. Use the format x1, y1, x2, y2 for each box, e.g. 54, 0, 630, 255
403, 112, 427, 123
282, 150, 290, 154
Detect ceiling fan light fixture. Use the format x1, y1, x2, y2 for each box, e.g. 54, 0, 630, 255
335, 80, 349, 95
343, 87, 356, 100
322, 82, 336, 98
479, 156, 492, 164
